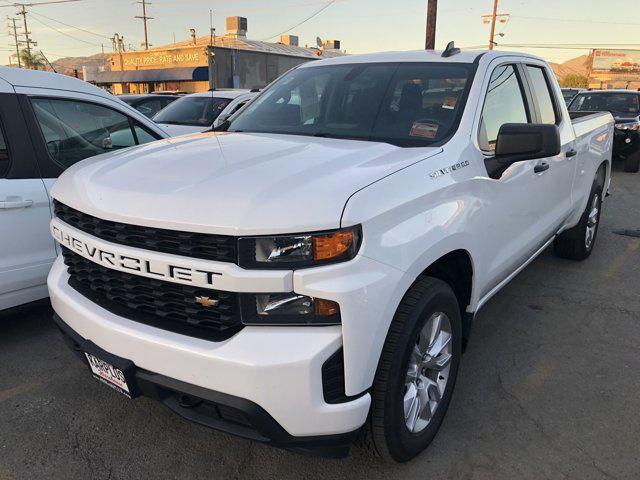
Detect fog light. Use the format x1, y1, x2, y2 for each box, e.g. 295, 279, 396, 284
240, 293, 341, 325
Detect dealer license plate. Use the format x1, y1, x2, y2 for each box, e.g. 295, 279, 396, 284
84, 352, 131, 398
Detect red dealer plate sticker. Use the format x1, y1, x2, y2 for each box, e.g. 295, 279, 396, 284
85, 352, 132, 398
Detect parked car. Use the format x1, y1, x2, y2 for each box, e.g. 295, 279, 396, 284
561, 87, 585, 106
0, 67, 169, 311
569, 89, 640, 172
152, 90, 253, 136
48, 48, 613, 461
212, 91, 258, 129
118, 93, 181, 119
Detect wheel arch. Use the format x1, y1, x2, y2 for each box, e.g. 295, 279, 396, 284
417, 249, 475, 347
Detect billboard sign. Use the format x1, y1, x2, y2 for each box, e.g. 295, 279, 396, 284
592, 49, 640, 73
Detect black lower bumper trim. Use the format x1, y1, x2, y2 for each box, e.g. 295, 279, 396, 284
53, 314, 360, 458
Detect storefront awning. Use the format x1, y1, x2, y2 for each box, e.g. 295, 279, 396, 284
94, 66, 209, 84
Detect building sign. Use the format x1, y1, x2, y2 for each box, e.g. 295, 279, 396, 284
592, 49, 640, 73
116, 47, 206, 70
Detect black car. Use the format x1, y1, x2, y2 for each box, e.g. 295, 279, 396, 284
561, 88, 585, 106
569, 90, 640, 172
118, 94, 181, 119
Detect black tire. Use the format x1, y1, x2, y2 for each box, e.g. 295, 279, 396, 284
553, 179, 603, 261
624, 152, 640, 173
362, 276, 462, 463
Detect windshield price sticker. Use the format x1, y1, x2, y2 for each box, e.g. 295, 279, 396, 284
410, 121, 439, 138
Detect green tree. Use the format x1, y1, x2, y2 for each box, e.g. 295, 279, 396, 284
19, 50, 46, 70
560, 74, 589, 88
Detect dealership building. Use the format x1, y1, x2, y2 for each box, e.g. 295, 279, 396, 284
588, 49, 640, 90
90, 17, 345, 94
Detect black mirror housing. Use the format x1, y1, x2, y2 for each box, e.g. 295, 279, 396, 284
495, 123, 561, 164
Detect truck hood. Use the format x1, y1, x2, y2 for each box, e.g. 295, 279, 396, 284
52, 132, 441, 235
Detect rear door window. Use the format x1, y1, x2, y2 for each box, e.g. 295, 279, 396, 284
526, 66, 558, 124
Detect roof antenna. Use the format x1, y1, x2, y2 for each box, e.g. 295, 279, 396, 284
441, 41, 461, 58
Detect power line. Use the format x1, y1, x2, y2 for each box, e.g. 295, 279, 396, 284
511, 15, 640, 27
28, 9, 111, 39
28, 12, 101, 46
260, 0, 337, 41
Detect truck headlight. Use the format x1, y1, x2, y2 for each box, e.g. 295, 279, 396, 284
238, 226, 361, 269
240, 293, 341, 325
615, 121, 640, 131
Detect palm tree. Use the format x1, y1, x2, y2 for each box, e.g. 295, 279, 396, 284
19, 50, 46, 70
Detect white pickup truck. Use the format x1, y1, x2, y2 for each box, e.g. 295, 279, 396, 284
48, 47, 613, 461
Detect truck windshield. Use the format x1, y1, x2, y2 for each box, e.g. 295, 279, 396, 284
227, 62, 474, 147
569, 92, 640, 115
153, 95, 231, 126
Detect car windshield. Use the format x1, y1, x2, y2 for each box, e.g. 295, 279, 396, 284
227, 62, 474, 147
569, 92, 640, 115
562, 90, 578, 101
153, 95, 232, 126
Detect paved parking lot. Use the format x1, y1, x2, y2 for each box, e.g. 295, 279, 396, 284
1, 167, 639, 480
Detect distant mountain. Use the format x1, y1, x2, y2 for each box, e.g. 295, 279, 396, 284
549, 54, 590, 79
49, 53, 109, 78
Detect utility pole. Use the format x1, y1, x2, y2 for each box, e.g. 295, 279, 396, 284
16, 4, 34, 55
488, 0, 498, 50
482, 0, 509, 50
135, 0, 152, 50
425, 0, 437, 50
8, 17, 21, 68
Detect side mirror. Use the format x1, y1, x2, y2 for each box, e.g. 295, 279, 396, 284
494, 123, 561, 164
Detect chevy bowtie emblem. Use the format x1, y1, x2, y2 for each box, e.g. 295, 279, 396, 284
195, 296, 219, 307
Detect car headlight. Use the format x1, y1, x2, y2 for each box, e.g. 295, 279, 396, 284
615, 121, 640, 131
238, 225, 361, 269
240, 293, 341, 325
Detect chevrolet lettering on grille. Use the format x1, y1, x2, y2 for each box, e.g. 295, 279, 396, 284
51, 221, 222, 289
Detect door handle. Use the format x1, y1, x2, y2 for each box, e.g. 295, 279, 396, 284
534, 162, 550, 174
566, 149, 578, 158
0, 197, 34, 209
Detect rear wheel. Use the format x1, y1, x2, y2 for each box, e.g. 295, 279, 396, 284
363, 277, 462, 462
624, 152, 640, 173
553, 179, 603, 261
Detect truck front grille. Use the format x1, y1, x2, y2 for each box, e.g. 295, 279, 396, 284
62, 248, 243, 341
54, 201, 237, 263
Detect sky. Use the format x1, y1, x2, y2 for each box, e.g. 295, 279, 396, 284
3, 0, 640, 66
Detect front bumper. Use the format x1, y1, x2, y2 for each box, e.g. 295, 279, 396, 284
48, 256, 371, 441
54, 313, 359, 457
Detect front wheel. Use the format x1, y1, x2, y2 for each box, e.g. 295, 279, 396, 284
553, 179, 603, 261
363, 277, 462, 462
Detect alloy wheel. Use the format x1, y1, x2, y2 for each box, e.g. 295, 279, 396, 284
403, 312, 453, 434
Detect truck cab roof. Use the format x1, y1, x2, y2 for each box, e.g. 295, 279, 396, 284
298, 49, 546, 68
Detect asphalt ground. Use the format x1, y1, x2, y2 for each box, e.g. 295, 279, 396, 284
1, 167, 639, 480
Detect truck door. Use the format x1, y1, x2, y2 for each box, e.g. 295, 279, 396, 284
474, 62, 572, 297
0, 93, 56, 310
521, 63, 576, 230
